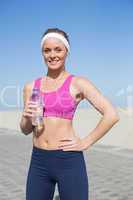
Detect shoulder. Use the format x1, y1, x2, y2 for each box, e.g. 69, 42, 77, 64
23, 77, 41, 93
23, 77, 39, 96
22, 77, 41, 106
73, 75, 102, 100
73, 75, 90, 82
23, 81, 33, 93
22, 82, 33, 102
73, 75, 95, 91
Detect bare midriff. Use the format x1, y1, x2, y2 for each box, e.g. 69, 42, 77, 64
32, 117, 77, 150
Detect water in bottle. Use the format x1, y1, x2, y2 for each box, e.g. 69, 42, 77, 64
30, 88, 44, 132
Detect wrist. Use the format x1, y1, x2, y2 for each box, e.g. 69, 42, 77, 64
22, 114, 31, 123
83, 135, 94, 149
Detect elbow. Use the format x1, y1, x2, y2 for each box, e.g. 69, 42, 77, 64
23, 130, 32, 136
110, 109, 120, 124
104, 108, 120, 124
20, 127, 31, 136
112, 114, 120, 124
21, 129, 32, 136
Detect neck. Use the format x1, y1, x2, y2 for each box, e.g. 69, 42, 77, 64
46, 67, 68, 80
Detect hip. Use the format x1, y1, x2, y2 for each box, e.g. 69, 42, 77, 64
30, 145, 86, 171
33, 130, 78, 150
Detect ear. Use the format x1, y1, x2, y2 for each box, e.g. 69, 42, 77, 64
66, 50, 70, 57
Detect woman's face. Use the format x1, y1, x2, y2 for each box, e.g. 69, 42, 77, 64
42, 37, 68, 69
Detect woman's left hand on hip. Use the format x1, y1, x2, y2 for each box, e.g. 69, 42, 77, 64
58, 136, 89, 151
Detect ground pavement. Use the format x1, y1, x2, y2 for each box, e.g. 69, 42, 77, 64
0, 128, 133, 200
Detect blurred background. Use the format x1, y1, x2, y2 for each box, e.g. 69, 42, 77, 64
0, 0, 133, 110
0, 1, 133, 199
0, 0, 133, 147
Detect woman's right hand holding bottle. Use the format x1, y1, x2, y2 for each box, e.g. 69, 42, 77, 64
20, 100, 38, 134
20, 86, 44, 134
22, 100, 38, 122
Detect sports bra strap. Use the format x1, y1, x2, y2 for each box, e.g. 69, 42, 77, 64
61, 74, 74, 91
33, 77, 41, 90
33, 74, 74, 91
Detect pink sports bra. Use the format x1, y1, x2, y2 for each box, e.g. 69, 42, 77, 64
33, 74, 78, 120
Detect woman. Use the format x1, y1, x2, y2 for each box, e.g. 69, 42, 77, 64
20, 28, 119, 200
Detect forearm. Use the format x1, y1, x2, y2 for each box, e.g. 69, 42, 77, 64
20, 116, 33, 135
84, 113, 119, 147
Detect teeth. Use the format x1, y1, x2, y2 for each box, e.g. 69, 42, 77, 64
49, 60, 59, 64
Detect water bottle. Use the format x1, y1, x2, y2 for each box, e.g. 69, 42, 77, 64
30, 88, 44, 132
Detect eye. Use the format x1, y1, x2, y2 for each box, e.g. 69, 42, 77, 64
55, 48, 62, 52
42, 49, 50, 53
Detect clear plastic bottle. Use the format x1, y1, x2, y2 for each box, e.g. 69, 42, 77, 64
30, 88, 44, 132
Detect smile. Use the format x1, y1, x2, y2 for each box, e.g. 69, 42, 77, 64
48, 60, 60, 65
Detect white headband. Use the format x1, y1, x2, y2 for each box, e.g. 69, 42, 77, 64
41, 32, 70, 52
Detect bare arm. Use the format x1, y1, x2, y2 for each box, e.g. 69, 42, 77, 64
76, 76, 120, 147
19, 82, 34, 135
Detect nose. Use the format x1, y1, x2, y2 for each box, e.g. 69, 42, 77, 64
49, 50, 56, 58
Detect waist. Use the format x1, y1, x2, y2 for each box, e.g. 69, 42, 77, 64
33, 125, 77, 149
33, 138, 75, 150
32, 145, 83, 155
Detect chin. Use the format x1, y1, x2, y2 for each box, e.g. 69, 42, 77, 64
47, 63, 64, 69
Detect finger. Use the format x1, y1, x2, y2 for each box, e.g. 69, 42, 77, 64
59, 139, 73, 142
25, 108, 36, 114
59, 143, 77, 149
23, 112, 33, 118
60, 139, 73, 141
23, 108, 36, 116
25, 107, 37, 115
28, 101, 38, 105
28, 104, 38, 108
62, 144, 82, 151
59, 141, 76, 147
59, 138, 76, 143
28, 108, 37, 112
62, 148, 78, 151
28, 100, 38, 104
